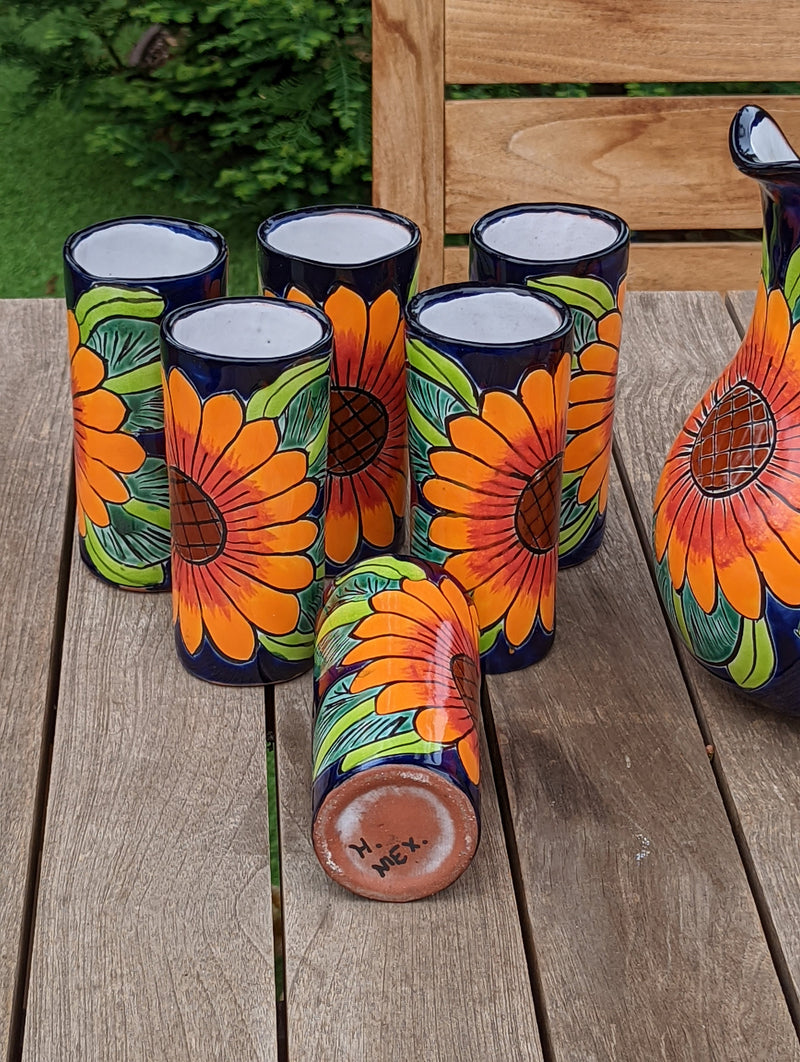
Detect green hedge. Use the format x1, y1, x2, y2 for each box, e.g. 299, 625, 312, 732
0, 1, 372, 227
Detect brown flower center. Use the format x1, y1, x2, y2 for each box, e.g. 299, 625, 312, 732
451, 653, 479, 708
169, 468, 226, 563
690, 382, 776, 496
515, 456, 562, 552
329, 386, 388, 476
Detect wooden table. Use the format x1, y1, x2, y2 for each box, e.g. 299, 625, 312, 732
2, 292, 799, 1062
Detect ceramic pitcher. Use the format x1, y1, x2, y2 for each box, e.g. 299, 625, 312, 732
653, 105, 800, 714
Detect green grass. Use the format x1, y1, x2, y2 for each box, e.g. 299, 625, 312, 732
0, 63, 258, 298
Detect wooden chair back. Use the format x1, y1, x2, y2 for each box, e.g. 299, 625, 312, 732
372, 0, 800, 290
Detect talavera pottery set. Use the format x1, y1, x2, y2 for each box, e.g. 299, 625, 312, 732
65, 104, 800, 901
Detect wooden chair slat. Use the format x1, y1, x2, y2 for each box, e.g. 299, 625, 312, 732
445, 0, 800, 84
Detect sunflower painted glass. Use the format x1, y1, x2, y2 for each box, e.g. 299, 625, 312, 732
470, 203, 629, 568
405, 283, 573, 674
257, 205, 420, 575
64, 216, 227, 591
312, 555, 481, 902
654, 105, 800, 714
160, 298, 332, 685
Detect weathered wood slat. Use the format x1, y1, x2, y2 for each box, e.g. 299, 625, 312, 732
443, 242, 763, 291
486, 467, 800, 1060
24, 557, 277, 1062
445, 0, 800, 84
373, 0, 445, 291
445, 97, 800, 233
614, 289, 800, 1021
0, 300, 71, 1060
275, 676, 542, 1062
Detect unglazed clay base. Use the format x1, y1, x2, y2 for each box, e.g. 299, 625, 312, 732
313, 763, 479, 902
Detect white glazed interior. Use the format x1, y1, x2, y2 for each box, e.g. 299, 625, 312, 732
71, 221, 220, 279
171, 302, 324, 360
417, 289, 563, 344
750, 115, 798, 164
264, 210, 413, 264
481, 209, 619, 261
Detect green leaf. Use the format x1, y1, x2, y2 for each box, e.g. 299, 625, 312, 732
245, 355, 330, 421
316, 599, 372, 643
727, 616, 776, 690
784, 247, 800, 310
558, 493, 599, 557
75, 286, 164, 343
344, 556, 427, 584
572, 307, 599, 354
120, 387, 164, 434
479, 620, 503, 654
122, 499, 171, 531
341, 731, 440, 773
93, 498, 171, 569
406, 337, 479, 412
409, 505, 448, 564
104, 362, 162, 395
526, 275, 615, 318
279, 373, 329, 450
83, 518, 165, 588
126, 456, 169, 509
313, 693, 379, 776
87, 315, 162, 379
258, 628, 314, 662
407, 395, 449, 450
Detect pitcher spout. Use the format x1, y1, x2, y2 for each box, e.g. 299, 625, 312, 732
730, 104, 800, 178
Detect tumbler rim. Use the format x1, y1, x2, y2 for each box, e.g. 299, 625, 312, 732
405, 280, 573, 353
471, 201, 630, 268
161, 295, 334, 365
64, 214, 228, 285
257, 203, 421, 270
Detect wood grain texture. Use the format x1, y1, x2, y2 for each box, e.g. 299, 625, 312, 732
445, 96, 800, 233
275, 676, 543, 1062
444, 242, 764, 291
372, 0, 444, 290
614, 289, 800, 1022
486, 468, 800, 1060
445, 0, 800, 83
0, 299, 71, 1060
24, 556, 277, 1062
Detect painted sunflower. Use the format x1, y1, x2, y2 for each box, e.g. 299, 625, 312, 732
68, 309, 146, 536
654, 280, 800, 619
424, 354, 571, 647
343, 575, 481, 783
163, 367, 318, 662
563, 306, 623, 512
282, 284, 406, 567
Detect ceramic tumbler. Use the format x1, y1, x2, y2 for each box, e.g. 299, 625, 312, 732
312, 555, 481, 902
159, 297, 332, 685
470, 203, 629, 568
405, 283, 573, 674
257, 205, 421, 575
64, 215, 228, 590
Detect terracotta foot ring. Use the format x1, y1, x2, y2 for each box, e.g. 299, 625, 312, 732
312, 763, 479, 902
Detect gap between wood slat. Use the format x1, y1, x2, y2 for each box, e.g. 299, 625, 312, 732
611, 438, 800, 1038
6, 477, 75, 1062
479, 679, 554, 1062
264, 685, 288, 1062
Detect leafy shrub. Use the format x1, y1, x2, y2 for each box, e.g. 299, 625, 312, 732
0, 0, 372, 225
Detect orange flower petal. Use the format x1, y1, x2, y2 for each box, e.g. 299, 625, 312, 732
374, 680, 445, 715
430, 514, 515, 553
167, 369, 203, 470
325, 286, 368, 387
285, 286, 315, 307
325, 475, 360, 565
203, 419, 280, 498
685, 500, 716, 613
712, 504, 763, 620
74, 388, 127, 432
193, 392, 244, 482
423, 476, 511, 517
82, 456, 130, 505
80, 427, 145, 473
71, 345, 105, 394
457, 731, 480, 784
578, 340, 617, 375
76, 472, 110, 529
415, 705, 474, 744
448, 415, 515, 470
596, 310, 622, 348
175, 564, 204, 653
353, 473, 397, 549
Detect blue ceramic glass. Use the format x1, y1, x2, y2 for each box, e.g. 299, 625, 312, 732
257, 204, 420, 576
64, 215, 227, 591
470, 202, 629, 568
160, 297, 332, 685
405, 282, 573, 674
312, 555, 481, 901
